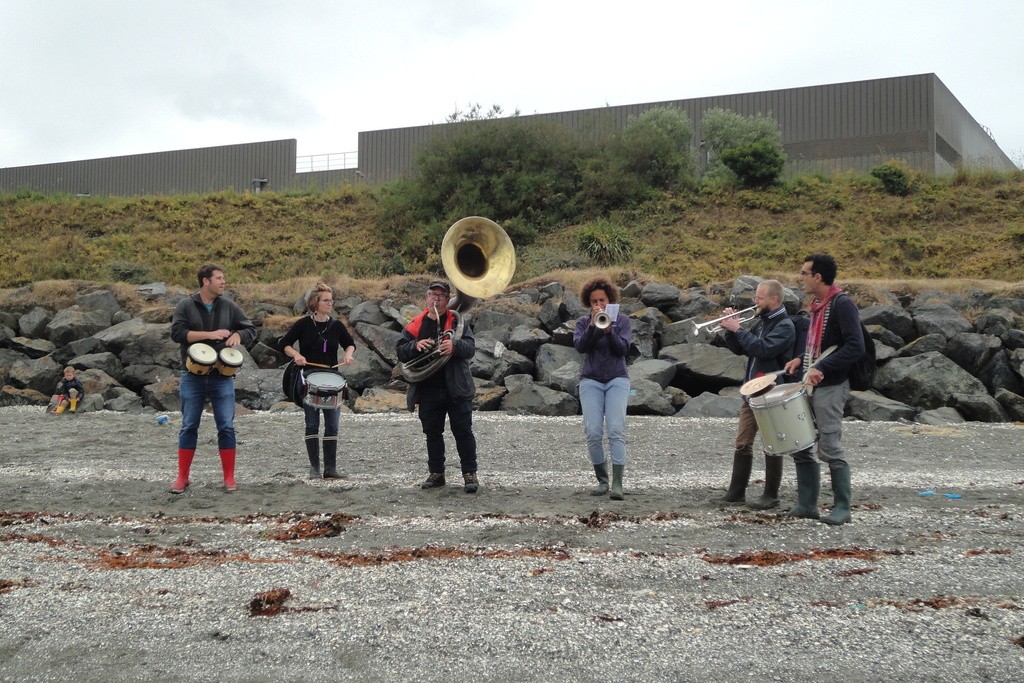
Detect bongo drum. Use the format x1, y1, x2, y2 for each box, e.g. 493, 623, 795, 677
186, 343, 217, 375
216, 346, 244, 376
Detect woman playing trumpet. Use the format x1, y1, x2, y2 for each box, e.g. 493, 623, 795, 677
573, 277, 632, 499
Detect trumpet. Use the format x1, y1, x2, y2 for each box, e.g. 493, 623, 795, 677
692, 306, 758, 335
594, 311, 612, 329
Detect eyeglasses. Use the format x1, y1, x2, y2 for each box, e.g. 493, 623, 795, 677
426, 291, 449, 299
319, 299, 334, 304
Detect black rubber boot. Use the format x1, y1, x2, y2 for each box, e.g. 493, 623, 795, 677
787, 460, 820, 519
610, 464, 625, 500
591, 462, 610, 496
719, 448, 753, 503
747, 456, 783, 510
305, 438, 320, 479
322, 438, 342, 479
821, 466, 852, 526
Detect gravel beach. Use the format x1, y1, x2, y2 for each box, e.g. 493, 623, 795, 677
1, 407, 1022, 682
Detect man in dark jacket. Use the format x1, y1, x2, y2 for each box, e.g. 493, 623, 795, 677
396, 280, 479, 493
719, 279, 796, 509
169, 263, 257, 494
784, 254, 865, 525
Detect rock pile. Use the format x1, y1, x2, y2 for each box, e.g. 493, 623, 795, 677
2, 278, 1023, 423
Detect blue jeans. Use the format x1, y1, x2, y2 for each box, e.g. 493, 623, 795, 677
304, 405, 339, 438
418, 387, 477, 474
580, 377, 629, 466
178, 371, 236, 450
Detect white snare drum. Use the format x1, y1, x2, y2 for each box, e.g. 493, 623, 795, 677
216, 346, 244, 376
748, 383, 817, 456
186, 343, 217, 375
303, 371, 347, 409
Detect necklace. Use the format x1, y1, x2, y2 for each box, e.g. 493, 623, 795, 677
312, 315, 331, 353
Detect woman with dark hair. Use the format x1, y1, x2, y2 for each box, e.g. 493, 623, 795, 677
573, 277, 632, 500
279, 283, 356, 479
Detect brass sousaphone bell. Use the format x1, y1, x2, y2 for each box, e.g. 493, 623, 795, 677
398, 216, 516, 383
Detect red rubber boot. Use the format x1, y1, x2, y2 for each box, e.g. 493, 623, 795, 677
170, 449, 195, 494
219, 448, 237, 492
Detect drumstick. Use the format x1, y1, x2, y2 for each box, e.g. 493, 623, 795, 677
301, 361, 342, 369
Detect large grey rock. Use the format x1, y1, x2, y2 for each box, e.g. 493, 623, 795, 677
500, 375, 579, 416
896, 333, 947, 358
45, 306, 112, 346
627, 378, 675, 416
640, 282, 681, 310
978, 351, 1024, 395
233, 367, 287, 411
537, 299, 563, 333
0, 348, 26, 385
944, 333, 1002, 376
69, 352, 125, 381
351, 386, 407, 414
994, 388, 1024, 421
122, 364, 175, 393
676, 392, 743, 418
0, 385, 50, 407
354, 322, 403, 367
249, 341, 287, 369
6, 336, 56, 359
104, 387, 146, 413
660, 319, 697, 347
141, 375, 181, 412
628, 359, 677, 388
93, 319, 177, 366
974, 309, 1016, 338
508, 325, 551, 359
865, 324, 905, 350
469, 310, 523, 346
845, 391, 918, 422
18, 307, 52, 338
8, 355, 61, 393
342, 346, 394, 390
875, 352, 989, 411
559, 295, 588, 322
630, 308, 662, 359
910, 302, 973, 340
77, 368, 125, 400
665, 290, 716, 323
949, 393, 1008, 422
1001, 329, 1024, 351
535, 344, 584, 385
915, 407, 966, 425
859, 304, 917, 343
348, 301, 388, 326
136, 282, 168, 300
544, 362, 581, 397
659, 343, 746, 395
472, 378, 507, 411
538, 282, 563, 304
52, 337, 105, 366
76, 289, 121, 317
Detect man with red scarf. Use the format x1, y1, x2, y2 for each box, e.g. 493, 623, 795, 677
397, 280, 479, 493
783, 254, 865, 525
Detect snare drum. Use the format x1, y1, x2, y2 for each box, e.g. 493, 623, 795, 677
216, 346, 244, 376
303, 371, 347, 410
748, 383, 817, 456
185, 343, 218, 375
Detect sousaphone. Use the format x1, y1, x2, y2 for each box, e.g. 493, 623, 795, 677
397, 216, 516, 383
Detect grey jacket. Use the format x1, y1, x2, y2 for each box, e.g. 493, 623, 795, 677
170, 292, 257, 370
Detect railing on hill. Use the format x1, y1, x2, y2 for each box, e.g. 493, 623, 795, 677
296, 151, 358, 173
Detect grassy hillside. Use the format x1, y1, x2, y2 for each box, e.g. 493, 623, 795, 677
2, 170, 1023, 297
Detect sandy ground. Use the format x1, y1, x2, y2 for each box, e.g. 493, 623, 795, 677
0, 407, 1022, 682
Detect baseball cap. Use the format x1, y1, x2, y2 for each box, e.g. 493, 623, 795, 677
427, 280, 451, 295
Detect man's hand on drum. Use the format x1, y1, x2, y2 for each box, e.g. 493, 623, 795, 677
784, 357, 802, 376
805, 367, 824, 386
207, 329, 240, 346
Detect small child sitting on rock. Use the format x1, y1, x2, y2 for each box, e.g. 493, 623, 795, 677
50, 366, 85, 413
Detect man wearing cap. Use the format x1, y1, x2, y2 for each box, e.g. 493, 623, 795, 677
396, 280, 480, 493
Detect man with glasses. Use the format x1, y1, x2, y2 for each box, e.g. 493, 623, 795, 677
783, 254, 865, 525
397, 280, 480, 493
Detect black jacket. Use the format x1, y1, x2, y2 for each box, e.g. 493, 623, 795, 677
397, 312, 476, 411
722, 306, 796, 382
170, 292, 257, 370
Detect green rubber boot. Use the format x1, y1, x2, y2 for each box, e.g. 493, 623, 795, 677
787, 460, 820, 519
747, 455, 783, 510
591, 462, 609, 496
719, 448, 753, 504
821, 466, 852, 526
610, 464, 625, 501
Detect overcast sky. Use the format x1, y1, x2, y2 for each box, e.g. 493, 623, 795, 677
2, 0, 1022, 169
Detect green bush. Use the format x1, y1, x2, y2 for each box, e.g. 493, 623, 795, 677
720, 140, 786, 187
701, 109, 783, 182
576, 220, 635, 264
871, 160, 915, 196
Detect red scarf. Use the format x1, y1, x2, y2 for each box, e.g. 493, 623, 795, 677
807, 284, 843, 360
404, 308, 455, 339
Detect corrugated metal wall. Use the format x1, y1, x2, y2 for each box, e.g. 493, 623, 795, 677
1, 74, 1015, 196
356, 73, 1015, 184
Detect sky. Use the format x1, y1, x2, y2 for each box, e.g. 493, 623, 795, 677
2, 0, 1022, 169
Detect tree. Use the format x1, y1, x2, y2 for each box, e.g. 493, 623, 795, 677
700, 108, 785, 183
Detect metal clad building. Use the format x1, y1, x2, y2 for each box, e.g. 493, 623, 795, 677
1, 73, 1015, 196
